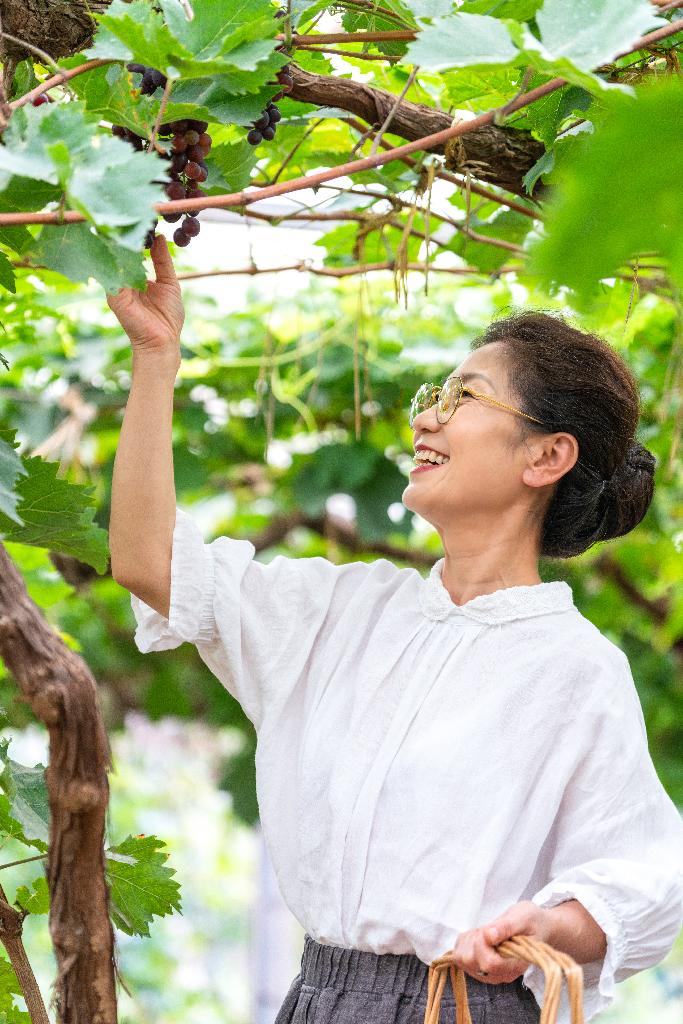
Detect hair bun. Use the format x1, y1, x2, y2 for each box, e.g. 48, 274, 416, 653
617, 439, 657, 479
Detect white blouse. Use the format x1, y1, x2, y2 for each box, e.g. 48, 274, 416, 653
130, 506, 683, 1024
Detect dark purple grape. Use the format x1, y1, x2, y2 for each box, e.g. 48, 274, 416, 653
170, 119, 189, 133
151, 69, 166, 88
173, 229, 191, 247
185, 129, 200, 146
185, 161, 202, 180
126, 62, 146, 74
187, 144, 205, 163
172, 133, 188, 153
171, 152, 189, 174
247, 128, 263, 145
166, 181, 186, 200
163, 212, 183, 223
262, 125, 276, 141
253, 114, 269, 131
267, 105, 281, 124
111, 124, 127, 137
198, 133, 212, 151
187, 119, 209, 133
140, 72, 156, 95
182, 216, 201, 237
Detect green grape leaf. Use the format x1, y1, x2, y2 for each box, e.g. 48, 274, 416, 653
0, 794, 48, 853
0, 176, 61, 258
0, 436, 27, 526
507, 0, 666, 95
85, 0, 281, 80
105, 834, 182, 937
404, 13, 518, 69
206, 140, 258, 193
0, 427, 111, 574
399, 0, 453, 19
14, 876, 50, 916
535, 0, 663, 71
28, 223, 148, 293
529, 81, 683, 297
0, 103, 167, 252
0, 738, 50, 848
0, 956, 31, 1024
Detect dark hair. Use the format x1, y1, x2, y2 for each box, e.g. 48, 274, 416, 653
470, 310, 656, 559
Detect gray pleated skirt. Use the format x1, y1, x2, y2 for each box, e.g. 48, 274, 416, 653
274, 933, 542, 1024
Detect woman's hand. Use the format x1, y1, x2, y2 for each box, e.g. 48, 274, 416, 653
106, 234, 185, 357
449, 901, 554, 984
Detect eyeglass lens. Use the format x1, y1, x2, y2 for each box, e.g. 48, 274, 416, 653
409, 376, 461, 426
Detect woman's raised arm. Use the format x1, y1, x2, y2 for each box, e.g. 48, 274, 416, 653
107, 235, 184, 613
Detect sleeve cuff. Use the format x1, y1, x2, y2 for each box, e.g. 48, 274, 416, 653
130, 507, 217, 653
522, 883, 626, 1023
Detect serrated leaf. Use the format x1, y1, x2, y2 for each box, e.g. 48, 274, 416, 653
0, 738, 50, 847
14, 876, 49, 915
0, 435, 28, 527
207, 140, 258, 192
0, 102, 167, 251
105, 834, 182, 937
86, 0, 281, 80
404, 13, 518, 69
507, 0, 665, 96
0, 794, 48, 853
535, 0, 663, 71
28, 223, 148, 294
0, 427, 110, 574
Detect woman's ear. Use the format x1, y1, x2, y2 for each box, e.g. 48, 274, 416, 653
522, 432, 579, 490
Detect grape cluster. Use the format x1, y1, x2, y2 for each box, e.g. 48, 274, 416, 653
246, 7, 292, 147
111, 63, 211, 249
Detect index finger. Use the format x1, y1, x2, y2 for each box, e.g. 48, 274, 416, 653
149, 233, 178, 286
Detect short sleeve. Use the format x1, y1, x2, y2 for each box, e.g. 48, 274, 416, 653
523, 651, 683, 1023
130, 506, 387, 730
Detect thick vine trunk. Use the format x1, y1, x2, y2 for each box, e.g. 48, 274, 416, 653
0, 0, 110, 62
289, 66, 544, 196
0, 542, 117, 1024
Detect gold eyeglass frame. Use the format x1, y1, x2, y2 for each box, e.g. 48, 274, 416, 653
409, 373, 547, 429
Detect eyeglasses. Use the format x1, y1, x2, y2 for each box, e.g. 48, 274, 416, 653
408, 374, 547, 429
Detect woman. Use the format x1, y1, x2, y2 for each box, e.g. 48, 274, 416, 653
108, 236, 683, 1024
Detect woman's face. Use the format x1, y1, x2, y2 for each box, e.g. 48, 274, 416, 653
402, 342, 550, 535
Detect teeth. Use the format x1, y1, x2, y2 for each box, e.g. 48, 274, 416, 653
414, 450, 450, 465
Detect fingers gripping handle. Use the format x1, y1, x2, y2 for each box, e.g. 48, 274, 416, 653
423, 936, 585, 1024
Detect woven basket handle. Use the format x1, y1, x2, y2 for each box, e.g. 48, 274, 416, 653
423, 935, 585, 1024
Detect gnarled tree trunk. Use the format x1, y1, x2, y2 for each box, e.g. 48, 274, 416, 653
0, 542, 117, 1024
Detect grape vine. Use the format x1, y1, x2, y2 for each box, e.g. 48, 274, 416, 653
111, 63, 212, 249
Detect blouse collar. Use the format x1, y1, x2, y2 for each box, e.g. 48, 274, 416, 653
418, 557, 575, 625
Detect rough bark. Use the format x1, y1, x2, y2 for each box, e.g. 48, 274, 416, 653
0, 542, 117, 1024
0, 0, 110, 63
289, 65, 545, 197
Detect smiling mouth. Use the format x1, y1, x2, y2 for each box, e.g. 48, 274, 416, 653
413, 448, 450, 464
410, 460, 449, 473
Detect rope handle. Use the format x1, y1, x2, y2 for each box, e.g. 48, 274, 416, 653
423, 935, 585, 1024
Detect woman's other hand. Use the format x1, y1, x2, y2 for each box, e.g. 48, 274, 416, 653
106, 234, 185, 358
450, 900, 554, 983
